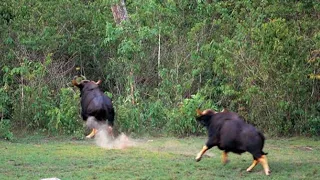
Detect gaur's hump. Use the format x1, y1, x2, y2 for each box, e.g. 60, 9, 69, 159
216, 111, 243, 121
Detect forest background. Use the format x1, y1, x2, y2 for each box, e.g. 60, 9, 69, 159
0, 0, 319, 140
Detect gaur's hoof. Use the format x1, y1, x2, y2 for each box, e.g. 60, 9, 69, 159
265, 170, 271, 176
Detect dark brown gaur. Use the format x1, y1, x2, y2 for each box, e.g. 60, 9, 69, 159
195, 108, 270, 175
72, 77, 115, 138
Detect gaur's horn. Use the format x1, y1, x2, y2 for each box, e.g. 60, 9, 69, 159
94, 80, 102, 85
75, 67, 87, 80
76, 66, 81, 77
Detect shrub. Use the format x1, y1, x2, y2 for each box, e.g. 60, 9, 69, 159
46, 87, 83, 135
166, 93, 215, 136
308, 117, 320, 137
0, 119, 13, 140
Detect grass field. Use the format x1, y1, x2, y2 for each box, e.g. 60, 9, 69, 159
0, 134, 319, 180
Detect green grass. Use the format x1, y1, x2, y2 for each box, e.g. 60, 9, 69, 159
0, 135, 319, 180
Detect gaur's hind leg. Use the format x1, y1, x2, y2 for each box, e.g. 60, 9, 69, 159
258, 155, 270, 175
86, 128, 97, 138
107, 125, 114, 139
222, 151, 229, 165
107, 109, 115, 139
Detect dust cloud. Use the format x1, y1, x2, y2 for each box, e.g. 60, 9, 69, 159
95, 126, 136, 149
86, 116, 136, 149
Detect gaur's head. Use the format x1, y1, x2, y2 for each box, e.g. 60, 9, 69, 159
196, 109, 216, 127
72, 77, 101, 92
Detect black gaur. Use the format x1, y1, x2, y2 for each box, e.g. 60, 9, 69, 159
72, 77, 115, 138
195, 108, 270, 175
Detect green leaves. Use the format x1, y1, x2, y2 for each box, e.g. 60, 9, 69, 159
46, 88, 82, 135
0, 0, 319, 137
0, 119, 13, 140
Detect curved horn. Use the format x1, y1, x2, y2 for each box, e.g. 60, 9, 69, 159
94, 80, 102, 85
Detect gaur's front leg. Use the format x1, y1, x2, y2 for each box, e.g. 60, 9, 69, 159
195, 138, 215, 162
195, 145, 209, 162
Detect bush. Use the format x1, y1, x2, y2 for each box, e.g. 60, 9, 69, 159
115, 92, 216, 137
166, 93, 212, 136
0, 0, 319, 137
308, 117, 320, 137
116, 102, 143, 135
46, 87, 83, 135
0, 119, 13, 140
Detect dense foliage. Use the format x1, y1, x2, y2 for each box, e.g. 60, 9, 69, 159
0, 0, 319, 139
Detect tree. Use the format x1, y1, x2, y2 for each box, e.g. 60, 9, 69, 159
111, 0, 128, 25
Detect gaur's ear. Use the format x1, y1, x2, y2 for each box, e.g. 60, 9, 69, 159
72, 76, 85, 88
72, 75, 87, 85
72, 77, 80, 87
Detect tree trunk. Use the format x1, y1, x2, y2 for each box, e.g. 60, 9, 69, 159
111, 0, 134, 104
111, 0, 128, 25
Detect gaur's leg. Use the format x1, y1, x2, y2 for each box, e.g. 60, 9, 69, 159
246, 158, 258, 172
107, 108, 115, 139
85, 116, 98, 138
195, 139, 215, 162
86, 128, 97, 138
247, 142, 270, 175
258, 155, 270, 175
107, 125, 114, 139
195, 145, 209, 162
222, 151, 229, 165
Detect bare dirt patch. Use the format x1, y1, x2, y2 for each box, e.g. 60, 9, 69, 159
293, 146, 314, 151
